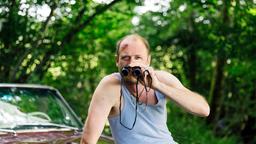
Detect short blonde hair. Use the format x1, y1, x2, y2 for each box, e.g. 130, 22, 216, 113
116, 34, 150, 56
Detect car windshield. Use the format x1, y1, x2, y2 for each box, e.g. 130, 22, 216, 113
0, 87, 82, 130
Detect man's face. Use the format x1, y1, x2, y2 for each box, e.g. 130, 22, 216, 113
116, 37, 150, 68
116, 37, 150, 82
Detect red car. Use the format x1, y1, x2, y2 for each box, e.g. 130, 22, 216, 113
0, 84, 114, 143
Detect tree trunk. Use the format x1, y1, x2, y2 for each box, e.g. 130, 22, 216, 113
187, 45, 197, 89
207, 56, 226, 124
207, 0, 230, 124
13, 0, 121, 83
240, 86, 256, 144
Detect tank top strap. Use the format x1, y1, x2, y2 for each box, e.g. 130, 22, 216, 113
113, 72, 122, 81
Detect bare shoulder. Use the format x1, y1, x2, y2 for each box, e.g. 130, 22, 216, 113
94, 73, 121, 101
99, 73, 121, 87
155, 70, 184, 89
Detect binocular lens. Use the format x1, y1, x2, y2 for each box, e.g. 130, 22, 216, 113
133, 68, 141, 76
121, 66, 142, 77
121, 67, 129, 76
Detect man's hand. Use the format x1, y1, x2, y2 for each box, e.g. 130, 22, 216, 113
124, 62, 156, 87
142, 66, 160, 89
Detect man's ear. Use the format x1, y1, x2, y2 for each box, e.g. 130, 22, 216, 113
147, 55, 151, 66
115, 55, 119, 67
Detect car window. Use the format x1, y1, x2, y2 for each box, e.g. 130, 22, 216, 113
0, 87, 82, 129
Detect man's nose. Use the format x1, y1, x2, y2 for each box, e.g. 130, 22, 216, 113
125, 57, 133, 65
129, 58, 139, 67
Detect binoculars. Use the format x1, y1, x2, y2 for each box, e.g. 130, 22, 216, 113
121, 66, 142, 77
121, 66, 152, 88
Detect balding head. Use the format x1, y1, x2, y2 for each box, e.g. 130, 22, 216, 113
116, 34, 150, 57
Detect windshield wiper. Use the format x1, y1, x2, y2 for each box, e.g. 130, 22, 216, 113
11, 123, 80, 131
0, 128, 16, 136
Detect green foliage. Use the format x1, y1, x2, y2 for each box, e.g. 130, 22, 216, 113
1, 0, 256, 143
167, 103, 240, 144
46, 95, 64, 123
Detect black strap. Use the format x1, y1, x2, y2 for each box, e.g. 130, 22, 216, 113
119, 71, 152, 130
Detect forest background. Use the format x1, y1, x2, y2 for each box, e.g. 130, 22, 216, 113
1, 0, 256, 143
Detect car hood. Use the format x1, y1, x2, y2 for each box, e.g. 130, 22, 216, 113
0, 130, 81, 143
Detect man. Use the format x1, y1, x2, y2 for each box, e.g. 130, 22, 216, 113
81, 34, 210, 144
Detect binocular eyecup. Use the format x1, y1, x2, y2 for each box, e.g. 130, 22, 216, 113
121, 66, 142, 77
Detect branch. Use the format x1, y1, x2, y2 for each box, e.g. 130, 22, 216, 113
61, 0, 121, 45
10, 3, 57, 82
24, 0, 122, 82
41, 2, 57, 32
74, 1, 88, 24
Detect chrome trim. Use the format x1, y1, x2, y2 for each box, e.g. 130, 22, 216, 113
0, 83, 55, 90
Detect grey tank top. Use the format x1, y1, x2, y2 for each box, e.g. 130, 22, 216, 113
108, 74, 177, 144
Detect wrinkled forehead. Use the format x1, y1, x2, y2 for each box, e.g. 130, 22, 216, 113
119, 36, 148, 54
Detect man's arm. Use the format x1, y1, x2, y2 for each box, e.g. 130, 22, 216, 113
152, 70, 210, 117
81, 75, 119, 144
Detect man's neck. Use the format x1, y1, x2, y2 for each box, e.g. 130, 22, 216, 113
125, 81, 146, 96
124, 80, 157, 105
